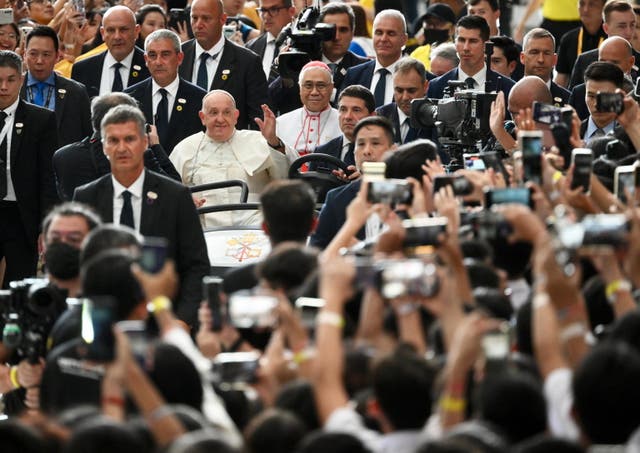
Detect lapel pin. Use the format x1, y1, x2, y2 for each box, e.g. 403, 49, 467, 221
340, 68, 347, 76
57, 88, 66, 99
146, 191, 158, 204
178, 98, 186, 104
133, 65, 141, 71
132, 71, 139, 77
15, 123, 23, 134
176, 105, 183, 111
221, 69, 230, 80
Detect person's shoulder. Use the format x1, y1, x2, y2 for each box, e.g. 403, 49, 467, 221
146, 168, 190, 192
326, 179, 360, 203
224, 38, 260, 60
19, 99, 55, 119
178, 77, 208, 96
348, 59, 375, 73
181, 39, 196, 52
376, 101, 396, 116
343, 50, 369, 66
73, 50, 106, 67
429, 67, 457, 85
245, 33, 265, 49
55, 73, 88, 91
277, 107, 300, 121
124, 76, 151, 94
559, 26, 581, 45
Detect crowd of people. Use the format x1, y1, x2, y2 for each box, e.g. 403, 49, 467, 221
3, 0, 640, 451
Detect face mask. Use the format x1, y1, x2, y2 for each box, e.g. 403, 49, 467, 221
44, 241, 81, 280
424, 28, 450, 45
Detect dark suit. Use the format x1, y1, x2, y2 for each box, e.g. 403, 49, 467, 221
20, 73, 92, 147
246, 33, 279, 83
179, 38, 268, 130
73, 170, 210, 326
307, 135, 354, 172
550, 81, 571, 107
568, 48, 640, 90
426, 67, 516, 101
339, 59, 375, 96
0, 100, 58, 286
125, 77, 206, 155
309, 180, 363, 249
70, 47, 150, 98
569, 83, 589, 120
53, 135, 181, 201
376, 102, 431, 144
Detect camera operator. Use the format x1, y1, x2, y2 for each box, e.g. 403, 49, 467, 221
40, 202, 102, 298
426, 15, 515, 107
581, 61, 625, 142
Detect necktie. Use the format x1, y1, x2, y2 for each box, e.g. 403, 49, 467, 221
120, 190, 135, 229
402, 118, 411, 143
33, 82, 47, 107
328, 62, 337, 76
112, 62, 124, 92
155, 88, 169, 147
465, 77, 475, 89
344, 141, 355, 167
374, 68, 389, 106
0, 111, 7, 199
197, 53, 211, 90
592, 127, 605, 138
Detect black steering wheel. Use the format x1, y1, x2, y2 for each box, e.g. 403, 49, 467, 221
288, 153, 355, 204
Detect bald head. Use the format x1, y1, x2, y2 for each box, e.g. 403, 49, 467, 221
598, 36, 635, 74
508, 76, 553, 113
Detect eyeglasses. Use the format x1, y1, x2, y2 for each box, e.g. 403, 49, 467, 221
255, 5, 287, 17
301, 81, 331, 91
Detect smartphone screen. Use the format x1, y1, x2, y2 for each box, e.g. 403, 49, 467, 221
615, 165, 639, 203
485, 187, 532, 208
520, 131, 543, 185
140, 237, 168, 273
570, 149, 593, 193
532, 101, 561, 125
203, 276, 224, 331
81, 296, 116, 361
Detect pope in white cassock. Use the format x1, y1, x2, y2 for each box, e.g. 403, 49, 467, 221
170, 89, 289, 228
276, 61, 341, 163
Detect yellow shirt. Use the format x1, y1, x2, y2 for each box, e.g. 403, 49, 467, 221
54, 43, 108, 78
410, 44, 432, 71
542, 0, 580, 21
360, 0, 374, 36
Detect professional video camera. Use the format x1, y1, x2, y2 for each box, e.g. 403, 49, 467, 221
0, 279, 67, 364
274, 0, 336, 79
410, 43, 500, 169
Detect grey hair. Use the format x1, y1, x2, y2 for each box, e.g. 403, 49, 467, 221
100, 105, 146, 142
91, 93, 138, 133
145, 29, 181, 53
430, 42, 459, 66
202, 89, 237, 109
373, 9, 407, 34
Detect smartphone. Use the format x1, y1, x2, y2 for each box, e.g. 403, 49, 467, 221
635, 77, 640, 98
463, 153, 486, 171
71, 0, 84, 14
570, 148, 593, 193
432, 175, 474, 196
168, 8, 189, 30
81, 296, 116, 361
402, 217, 448, 247
550, 122, 572, 169
596, 92, 624, 114
223, 24, 237, 39
480, 151, 510, 184
295, 297, 325, 330
203, 276, 224, 331
228, 292, 278, 329
117, 320, 149, 366
581, 214, 630, 249
519, 130, 543, 185
482, 322, 511, 373
212, 352, 260, 384
139, 236, 168, 274
614, 164, 640, 204
19, 26, 33, 44
485, 187, 533, 208
0, 8, 13, 25
367, 179, 413, 205
532, 101, 561, 125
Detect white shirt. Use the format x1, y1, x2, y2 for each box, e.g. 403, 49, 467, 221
372, 58, 401, 105
276, 106, 341, 162
99, 50, 135, 95
262, 32, 276, 78
111, 170, 145, 231
458, 65, 487, 91
192, 38, 225, 88
1, 97, 19, 201
152, 76, 180, 124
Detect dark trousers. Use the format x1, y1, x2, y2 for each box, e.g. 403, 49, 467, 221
0, 201, 37, 288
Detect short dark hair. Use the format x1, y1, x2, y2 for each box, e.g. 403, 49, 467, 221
42, 202, 101, 238
604, 0, 633, 23
468, 0, 500, 11
319, 2, 355, 31
373, 348, 436, 430
0, 50, 22, 73
394, 56, 427, 81
260, 180, 316, 245
257, 242, 318, 292
26, 25, 59, 52
352, 116, 394, 145
584, 61, 625, 88
135, 4, 166, 26
80, 249, 145, 321
456, 14, 490, 42
573, 342, 640, 444
489, 35, 520, 64
384, 139, 437, 182
80, 224, 142, 265
297, 431, 370, 453
245, 408, 308, 453
338, 84, 375, 114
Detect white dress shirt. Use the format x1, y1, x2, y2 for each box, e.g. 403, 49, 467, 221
262, 33, 276, 77
458, 65, 487, 90
192, 38, 225, 87
372, 58, 401, 105
100, 50, 135, 95
276, 106, 341, 163
112, 170, 145, 231
152, 76, 180, 124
